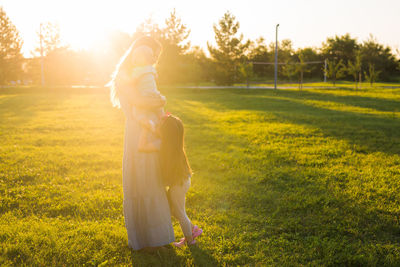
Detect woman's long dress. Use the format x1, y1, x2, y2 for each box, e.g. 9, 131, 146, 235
120, 67, 174, 250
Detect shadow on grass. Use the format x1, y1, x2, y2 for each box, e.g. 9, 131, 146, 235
189, 89, 400, 155
276, 89, 400, 113
128, 244, 218, 266
129, 246, 182, 266
189, 245, 219, 266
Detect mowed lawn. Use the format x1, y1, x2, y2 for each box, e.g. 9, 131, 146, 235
1, 86, 400, 266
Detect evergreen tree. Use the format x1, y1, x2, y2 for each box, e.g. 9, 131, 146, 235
208, 11, 250, 85
162, 8, 190, 53
157, 9, 191, 84
0, 7, 23, 85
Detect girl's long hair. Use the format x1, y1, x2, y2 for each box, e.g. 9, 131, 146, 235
159, 116, 192, 186
106, 36, 162, 108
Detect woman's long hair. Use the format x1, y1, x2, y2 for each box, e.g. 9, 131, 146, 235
159, 115, 192, 186
106, 36, 162, 108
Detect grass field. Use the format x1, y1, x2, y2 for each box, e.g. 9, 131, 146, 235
1, 86, 400, 266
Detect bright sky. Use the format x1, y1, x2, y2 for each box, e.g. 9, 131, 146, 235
1, 0, 400, 57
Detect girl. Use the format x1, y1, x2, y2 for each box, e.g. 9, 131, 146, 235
138, 114, 203, 247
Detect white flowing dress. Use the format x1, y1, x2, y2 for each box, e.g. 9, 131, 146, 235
120, 66, 174, 250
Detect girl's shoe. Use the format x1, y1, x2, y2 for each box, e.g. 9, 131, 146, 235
192, 225, 203, 239
173, 238, 196, 248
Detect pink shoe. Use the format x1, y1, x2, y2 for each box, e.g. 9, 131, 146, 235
173, 238, 196, 248
192, 225, 203, 239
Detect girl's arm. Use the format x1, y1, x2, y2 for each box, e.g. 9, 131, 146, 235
138, 128, 160, 153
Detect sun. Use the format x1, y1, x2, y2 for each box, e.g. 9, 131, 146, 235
49, 1, 150, 51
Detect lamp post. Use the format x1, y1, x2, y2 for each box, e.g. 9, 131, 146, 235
274, 24, 279, 90
40, 23, 45, 87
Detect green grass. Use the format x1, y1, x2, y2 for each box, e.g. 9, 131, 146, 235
1, 86, 400, 266
235, 81, 400, 88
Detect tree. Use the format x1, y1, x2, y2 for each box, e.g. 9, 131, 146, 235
347, 51, 362, 89
183, 46, 213, 85
247, 37, 272, 78
238, 62, 254, 88
271, 39, 294, 63
135, 17, 162, 41
34, 22, 64, 57
283, 62, 297, 82
32, 22, 68, 85
296, 47, 323, 80
157, 9, 191, 84
31, 22, 96, 86
0, 7, 23, 85
135, 11, 192, 85
269, 39, 295, 81
364, 63, 381, 87
208, 11, 250, 85
322, 34, 359, 63
162, 8, 190, 53
295, 53, 310, 90
322, 34, 359, 81
360, 34, 398, 81
325, 59, 346, 86
284, 52, 310, 90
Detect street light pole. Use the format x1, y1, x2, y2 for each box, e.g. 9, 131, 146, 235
40, 23, 45, 87
274, 24, 279, 90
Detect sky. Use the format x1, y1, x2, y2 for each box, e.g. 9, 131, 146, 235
1, 0, 400, 57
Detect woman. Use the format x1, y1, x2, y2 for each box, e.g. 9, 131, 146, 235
108, 36, 174, 250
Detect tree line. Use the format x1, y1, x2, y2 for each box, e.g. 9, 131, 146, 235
1, 7, 399, 87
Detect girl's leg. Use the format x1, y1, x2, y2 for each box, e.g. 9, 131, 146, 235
168, 179, 193, 243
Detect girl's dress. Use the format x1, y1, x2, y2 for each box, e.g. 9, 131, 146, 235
120, 65, 174, 250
